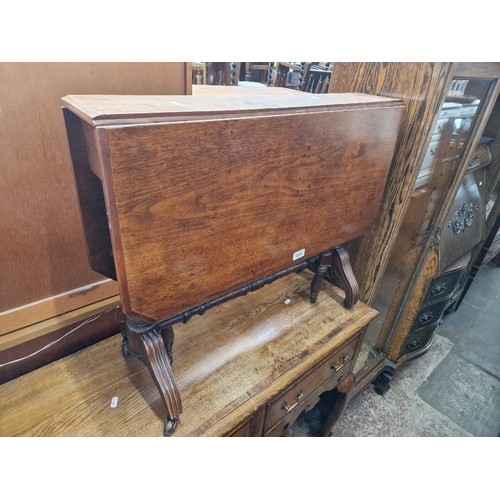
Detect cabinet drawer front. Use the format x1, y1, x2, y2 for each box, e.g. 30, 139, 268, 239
264, 388, 320, 437
439, 103, 462, 118
423, 266, 466, 305
410, 300, 449, 334
403, 326, 435, 356
460, 103, 480, 118
264, 337, 357, 432
415, 139, 440, 188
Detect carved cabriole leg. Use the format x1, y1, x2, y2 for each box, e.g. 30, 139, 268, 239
310, 251, 332, 303
331, 246, 359, 308
123, 316, 182, 436
310, 247, 359, 308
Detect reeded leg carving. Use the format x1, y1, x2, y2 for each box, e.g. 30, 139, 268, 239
331, 246, 359, 308
310, 251, 332, 303
123, 316, 182, 436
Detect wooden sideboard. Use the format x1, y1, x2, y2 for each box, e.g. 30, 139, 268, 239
0, 270, 377, 437
62, 85, 404, 435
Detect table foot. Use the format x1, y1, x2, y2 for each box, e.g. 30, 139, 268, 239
164, 417, 179, 436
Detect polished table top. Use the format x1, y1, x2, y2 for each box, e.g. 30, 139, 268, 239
63, 86, 404, 322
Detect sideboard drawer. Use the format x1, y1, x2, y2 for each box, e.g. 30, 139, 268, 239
440, 171, 484, 270
264, 386, 321, 437
263, 337, 358, 433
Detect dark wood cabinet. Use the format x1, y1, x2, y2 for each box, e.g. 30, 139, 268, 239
453, 95, 500, 309
329, 63, 500, 395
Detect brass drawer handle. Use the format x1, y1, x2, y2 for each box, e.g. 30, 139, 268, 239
331, 354, 350, 372
281, 391, 304, 413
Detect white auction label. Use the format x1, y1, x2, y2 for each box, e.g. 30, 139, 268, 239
292, 248, 305, 261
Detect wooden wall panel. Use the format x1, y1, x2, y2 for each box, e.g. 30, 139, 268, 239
0, 300, 123, 383
0, 63, 189, 323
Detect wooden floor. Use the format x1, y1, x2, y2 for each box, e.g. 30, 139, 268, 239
0, 270, 376, 437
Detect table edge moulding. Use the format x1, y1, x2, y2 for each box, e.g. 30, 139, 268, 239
62, 85, 404, 435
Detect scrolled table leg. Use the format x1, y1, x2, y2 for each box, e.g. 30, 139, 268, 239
331, 246, 359, 308
124, 316, 182, 436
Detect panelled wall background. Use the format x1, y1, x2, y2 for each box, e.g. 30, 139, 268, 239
0, 63, 191, 381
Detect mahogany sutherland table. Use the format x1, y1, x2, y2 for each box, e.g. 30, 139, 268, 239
62, 86, 404, 435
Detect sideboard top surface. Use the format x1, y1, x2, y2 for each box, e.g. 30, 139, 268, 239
62, 85, 403, 126
64, 86, 404, 321
0, 270, 377, 436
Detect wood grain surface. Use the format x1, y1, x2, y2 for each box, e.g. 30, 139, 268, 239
329, 62, 452, 305
65, 87, 403, 320
365, 65, 500, 361
0, 270, 377, 437
62, 86, 402, 125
